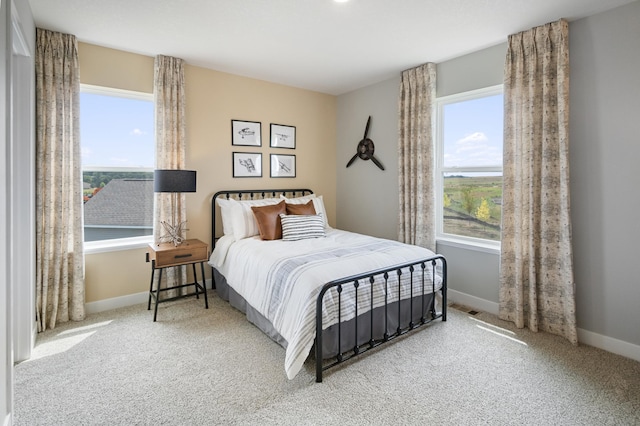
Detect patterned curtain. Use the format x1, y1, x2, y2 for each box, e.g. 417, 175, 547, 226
154, 55, 187, 295
500, 19, 577, 344
398, 63, 436, 250
35, 29, 85, 332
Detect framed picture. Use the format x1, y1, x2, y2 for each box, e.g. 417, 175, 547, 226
232, 120, 261, 146
270, 123, 296, 149
233, 152, 262, 178
270, 154, 296, 178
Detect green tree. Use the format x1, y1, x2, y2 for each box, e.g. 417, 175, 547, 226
461, 187, 475, 216
476, 198, 491, 222
443, 192, 451, 208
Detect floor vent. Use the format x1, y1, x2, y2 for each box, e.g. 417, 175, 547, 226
449, 303, 481, 316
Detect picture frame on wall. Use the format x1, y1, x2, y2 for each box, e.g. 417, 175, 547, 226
270, 123, 296, 149
232, 120, 262, 146
270, 154, 296, 178
233, 152, 262, 178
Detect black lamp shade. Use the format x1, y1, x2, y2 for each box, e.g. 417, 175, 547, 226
154, 169, 197, 193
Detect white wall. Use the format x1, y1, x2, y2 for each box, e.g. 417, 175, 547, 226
569, 1, 640, 347
336, 42, 506, 310
336, 75, 400, 240
431, 43, 506, 314
436, 42, 507, 98
2, 0, 35, 423
336, 2, 640, 359
335, 42, 507, 241
9, 0, 35, 365
1, 0, 10, 421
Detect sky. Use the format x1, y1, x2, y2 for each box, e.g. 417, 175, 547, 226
80, 92, 155, 169
442, 93, 503, 169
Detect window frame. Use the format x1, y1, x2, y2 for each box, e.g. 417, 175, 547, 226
435, 84, 503, 253
80, 84, 155, 254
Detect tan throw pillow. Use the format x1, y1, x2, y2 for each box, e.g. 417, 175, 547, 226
285, 200, 316, 216
230, 197, 280, 241
281, 194, 329, 229
251, 200, 286, 240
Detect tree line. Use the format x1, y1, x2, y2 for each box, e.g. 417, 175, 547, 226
83, 171, 153, 189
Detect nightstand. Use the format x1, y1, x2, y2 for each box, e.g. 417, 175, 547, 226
146, 238, 209, 321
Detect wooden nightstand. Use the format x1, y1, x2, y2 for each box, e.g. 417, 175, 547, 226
146, 238, 209, 321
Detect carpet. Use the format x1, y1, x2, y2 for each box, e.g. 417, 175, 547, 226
13, 294, 640, 425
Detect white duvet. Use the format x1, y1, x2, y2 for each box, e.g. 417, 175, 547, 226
209, 229, 442, 379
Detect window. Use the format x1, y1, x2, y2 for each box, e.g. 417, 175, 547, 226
80, 85, 154, 248
436, 85, 503, 247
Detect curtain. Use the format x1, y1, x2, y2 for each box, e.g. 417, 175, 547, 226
500, 19, 577, 344
35, 29, 85, 332
154, 55, 188, 295
398, 63, 436, 250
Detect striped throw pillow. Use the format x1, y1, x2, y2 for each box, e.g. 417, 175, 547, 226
279, 214, 325, 241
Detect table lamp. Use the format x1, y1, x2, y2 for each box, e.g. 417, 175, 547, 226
154, 169, 197, 246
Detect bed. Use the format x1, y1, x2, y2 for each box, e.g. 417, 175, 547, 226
209, 189, 447, 382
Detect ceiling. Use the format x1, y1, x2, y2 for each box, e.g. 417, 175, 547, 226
28, 0, 635, 95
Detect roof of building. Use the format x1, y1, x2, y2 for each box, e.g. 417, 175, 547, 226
84, 179, 154, 227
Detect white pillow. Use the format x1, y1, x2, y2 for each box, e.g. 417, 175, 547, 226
216, 197, 236, 236
281, 194, 329, 229
279, 214, 325, 241
230, 197, 280, 240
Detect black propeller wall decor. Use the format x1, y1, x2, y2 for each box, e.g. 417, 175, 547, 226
346, 115, 384, 171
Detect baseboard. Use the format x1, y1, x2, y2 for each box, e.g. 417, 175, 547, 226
447, 288, 499, 315
85, 278, 214, 314
577, 328, 640, 362
85, 292, 148, 314
31, 321, 37, 348
447, 288, 640, 363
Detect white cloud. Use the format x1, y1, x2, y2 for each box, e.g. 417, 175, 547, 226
130, 128, 147, 136
456, 132, 488, 153
445, 132, 502, 167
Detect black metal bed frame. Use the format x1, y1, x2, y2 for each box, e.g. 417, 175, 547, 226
211, 189, 447, 382
315, 256, 446, 382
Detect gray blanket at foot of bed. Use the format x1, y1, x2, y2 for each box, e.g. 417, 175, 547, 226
213, 268, 438, 360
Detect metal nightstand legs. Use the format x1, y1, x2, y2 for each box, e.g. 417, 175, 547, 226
147, 260, 209, 321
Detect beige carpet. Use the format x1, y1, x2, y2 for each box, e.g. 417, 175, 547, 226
13, 294, 640, 425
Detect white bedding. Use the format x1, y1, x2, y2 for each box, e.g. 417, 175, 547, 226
209, 228, 443, 379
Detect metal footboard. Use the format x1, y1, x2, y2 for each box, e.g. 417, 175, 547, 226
315, 255, 447, 382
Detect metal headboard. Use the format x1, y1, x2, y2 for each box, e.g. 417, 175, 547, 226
211, 189, 313, 249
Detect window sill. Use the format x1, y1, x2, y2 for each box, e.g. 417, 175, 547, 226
436, 237, 500, 255
84, 236, 153, 255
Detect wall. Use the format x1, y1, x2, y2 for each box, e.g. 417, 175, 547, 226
9, 0, 35, 365
336, 42, 506, 312
78, 43, 154, 304
335, 41, 505, 242
433, 43, 506, 312
1, 0, 9, 421
436, 43, 507, 97
336, 76, 401, 240
184, 65, 337, 250
336, 2, 640, 358
3, 0, 35, 422
569, 1, 640, 348
78, 43, 337, 305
